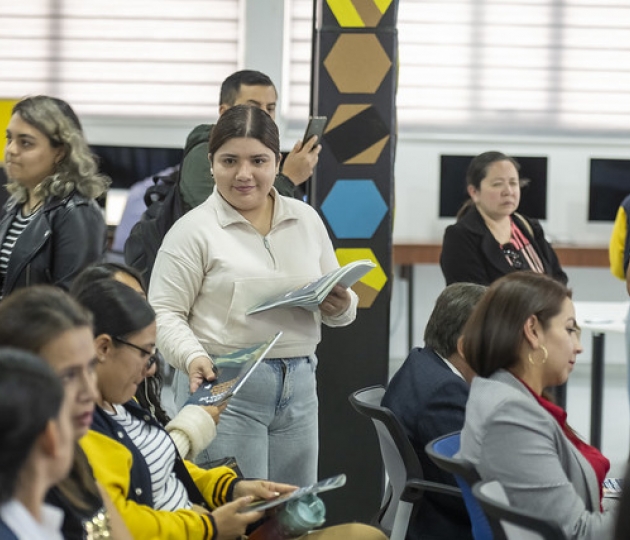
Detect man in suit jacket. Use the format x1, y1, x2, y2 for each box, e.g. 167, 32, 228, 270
382, 282, 486, 540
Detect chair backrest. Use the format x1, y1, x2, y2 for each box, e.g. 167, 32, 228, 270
349, 385, 425, 533
425, 432, 494, 540
473, 481, 567, 540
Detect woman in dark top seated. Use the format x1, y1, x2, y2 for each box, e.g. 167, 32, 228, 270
440, 151, 566, 286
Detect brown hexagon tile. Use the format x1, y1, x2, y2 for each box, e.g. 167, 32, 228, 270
323, 34, 392, 94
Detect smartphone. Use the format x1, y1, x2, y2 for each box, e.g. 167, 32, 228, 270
302, 116, 328, 148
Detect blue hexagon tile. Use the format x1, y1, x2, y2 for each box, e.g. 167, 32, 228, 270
321, 179, 387, 239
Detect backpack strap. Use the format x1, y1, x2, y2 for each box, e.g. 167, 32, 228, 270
513, 212, 534, 238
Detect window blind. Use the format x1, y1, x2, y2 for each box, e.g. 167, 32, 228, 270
0, 0, 242, 118
284, 0, 314, 122
286, 0, 630, 136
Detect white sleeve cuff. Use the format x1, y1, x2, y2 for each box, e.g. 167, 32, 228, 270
165, 404, 217, 460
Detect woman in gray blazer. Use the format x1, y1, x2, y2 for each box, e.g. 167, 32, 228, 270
459, 272, 614, 540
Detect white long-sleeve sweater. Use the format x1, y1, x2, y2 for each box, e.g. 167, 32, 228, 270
149, 188, 358, 372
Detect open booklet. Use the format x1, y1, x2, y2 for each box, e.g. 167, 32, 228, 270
185, 331, 282, 407
603, 477, 623, 498
241, 473, 347, 512
247, 259, 376, 315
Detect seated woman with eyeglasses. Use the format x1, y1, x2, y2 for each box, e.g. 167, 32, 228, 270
440, 151, 567, 286
71, 262, 224, 461
73, 278, 293, 539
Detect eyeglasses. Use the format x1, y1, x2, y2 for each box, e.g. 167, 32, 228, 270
112, 336, 158, 370
502, 243, 524, 269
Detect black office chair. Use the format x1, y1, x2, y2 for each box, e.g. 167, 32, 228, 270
472, 481, 567, 540
425, 431, 493, 540
349, 385, 461, 540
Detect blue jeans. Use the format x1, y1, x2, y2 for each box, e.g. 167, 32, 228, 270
175, 356, 319, 485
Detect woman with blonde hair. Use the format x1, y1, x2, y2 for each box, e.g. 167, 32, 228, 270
0, 95, 108, 298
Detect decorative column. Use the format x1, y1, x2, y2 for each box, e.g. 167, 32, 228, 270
310, 0, 398, 524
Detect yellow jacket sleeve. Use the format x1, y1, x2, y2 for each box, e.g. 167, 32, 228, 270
80, 430, 237, 540
609, 205, 627, 280
184, 460, 237, 509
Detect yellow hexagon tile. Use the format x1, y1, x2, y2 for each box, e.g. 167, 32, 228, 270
323, 34, 392, 94
336, 248, 388, 308
327, 0, 394, 28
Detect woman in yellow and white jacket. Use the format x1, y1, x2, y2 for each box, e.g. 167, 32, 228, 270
75, 279, 294, 540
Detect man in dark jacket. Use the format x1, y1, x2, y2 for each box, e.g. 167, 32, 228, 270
382, 282, 486, 540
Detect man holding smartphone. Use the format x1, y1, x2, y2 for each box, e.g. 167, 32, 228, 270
179, 70, 322, 210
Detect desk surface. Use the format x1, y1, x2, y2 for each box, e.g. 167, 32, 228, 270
574, 301, 628, 334
394, 244, 609, 268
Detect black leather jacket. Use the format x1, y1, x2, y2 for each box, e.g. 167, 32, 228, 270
0, 191, 107, 297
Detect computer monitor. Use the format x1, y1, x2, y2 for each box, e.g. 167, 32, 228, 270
588, 158, 630, 222
90, 144, 183, 190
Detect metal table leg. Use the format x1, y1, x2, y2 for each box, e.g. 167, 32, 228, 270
400, 264, 414, 351
590, 332, 604, 449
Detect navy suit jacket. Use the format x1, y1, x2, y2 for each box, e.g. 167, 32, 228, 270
382, 347, 472, 540
0, 519, 18, 540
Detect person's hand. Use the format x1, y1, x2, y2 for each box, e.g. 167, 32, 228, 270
211, 497, 263, 540
233, 480, 297, 501
200, 401, 227, 425
190, 503, 211, 515
319, 284, 351, 317
188, 356, 216, 393
281, 136, 321, 186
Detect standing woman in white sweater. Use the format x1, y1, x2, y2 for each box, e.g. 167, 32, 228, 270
149, 105, 358, 485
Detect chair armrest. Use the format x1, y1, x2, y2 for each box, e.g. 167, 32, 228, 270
401, 479, 462, 503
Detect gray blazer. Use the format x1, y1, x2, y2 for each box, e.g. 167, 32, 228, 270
459, 370, 614, 540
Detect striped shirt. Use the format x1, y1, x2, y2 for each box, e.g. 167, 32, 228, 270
0, 208, 40, 296
109, 405, 191, 511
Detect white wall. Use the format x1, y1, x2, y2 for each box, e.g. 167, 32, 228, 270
393, 132, 630, 245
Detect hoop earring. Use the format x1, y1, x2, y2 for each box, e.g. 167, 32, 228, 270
528, 345, 548, 366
